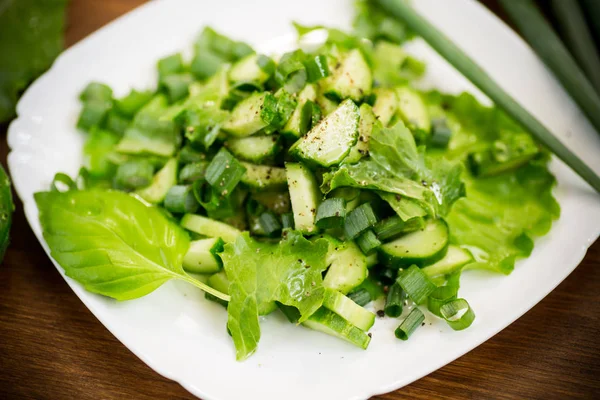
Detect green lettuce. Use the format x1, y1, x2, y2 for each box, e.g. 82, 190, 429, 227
221, 231, 329, 360
429, 92, 560, 274
322, 121, 465, 218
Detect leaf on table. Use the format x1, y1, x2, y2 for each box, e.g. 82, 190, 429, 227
35, 190, 195, 300
221, 231, 329, 360
0, 0, 69, 123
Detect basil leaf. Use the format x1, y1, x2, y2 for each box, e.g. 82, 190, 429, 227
35, 190, 228, 301
221, 231, 329, 360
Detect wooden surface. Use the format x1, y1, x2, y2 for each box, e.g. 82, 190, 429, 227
1, 0, 599, 399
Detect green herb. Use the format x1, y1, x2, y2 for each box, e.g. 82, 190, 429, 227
35, 190, 229, 301
0, 0, 68, 122
221, 231, 329, 360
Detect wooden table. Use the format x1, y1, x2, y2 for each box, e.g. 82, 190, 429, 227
1, 1, 598, 398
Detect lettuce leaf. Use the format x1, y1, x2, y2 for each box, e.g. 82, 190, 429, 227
429, 92, 560, 274
322, 121, 465, 218
221, 231, 329, 360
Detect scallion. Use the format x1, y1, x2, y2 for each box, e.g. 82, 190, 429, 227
347, 288, 372, 307
427, 284, 458, 318
378, 0, 600, 192
114, 160, 154, 190
157, 53, 184, 78
315, 198, 346, 229
396, 265, 436, 305
394, 307, 425, 340
440, 298, 475, 331
304, 55, 330, 82
356, 229, 381, 255
161, 73, 194, 103
79, 82, 113, 103
344, 202, 378, 239
384, 282, 404, 317
51, 173, 77, 193
281, 212, 295, 230
77, 100, 112, 131
179, 162, 208, 184
205, 148, 247, 197
115, 89, 153, 117
164, 185, 199, 214
258, 211, 282, 237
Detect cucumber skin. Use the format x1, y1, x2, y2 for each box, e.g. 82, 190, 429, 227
379, 244, 448, 269
0, 165, 13, 262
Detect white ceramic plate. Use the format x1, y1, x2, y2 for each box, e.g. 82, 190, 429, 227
7, 0, 600, 399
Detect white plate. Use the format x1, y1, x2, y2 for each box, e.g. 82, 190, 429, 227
7, 0, 600, 399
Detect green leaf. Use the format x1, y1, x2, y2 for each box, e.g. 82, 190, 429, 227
428, 92, 560, 274
0, 0, 68, 122
35, 190, 228, 300
221, 231, 329, 360
322, 121, 465, 217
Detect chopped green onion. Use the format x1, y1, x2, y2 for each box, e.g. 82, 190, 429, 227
79, 82, 113, 103
180, 108, 228, 150
315, 198, 346, 229
164, 185, 199, 214
157, 53, 184, 78
440, 298, 475, 331
395, 307, 425, 340
384, 282, 404, 317
105, 111, 129, 136
245, 197, 265, 217
114, 160, 154, 190
263, 90, 298, 133
396, 265, 436, 305
258, 211, 282, 237
115, 89, 153, 117
304, 55, 330, 82
356, 229, 381, 255
379, 267, 397, 284
77, 100, 112, 131
205, 148, 247, 197
281, 212, 295, 230
343, 202, 378, 240
275, 50, 308, 93
427, 285, 458, 318
178, 144, 206, 164
161, 73, 194, 103
51, 173, 77, 193
257, 54, 276, 76
378, 0, 600, 192
300, 100, 322, 135
191, 50, 226, 80
347, 288, 372, 307
373, 215, 405, 241
179, 162, 208, 184
429, 118, 452, 148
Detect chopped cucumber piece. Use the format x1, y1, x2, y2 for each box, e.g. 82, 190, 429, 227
289, 99, 359, 167
221, 92, 276, 136
315, 93, 338, 116
282, 84, 318, 139
345, 103, 377, 164
303, 308, 371, 349
396, 86, 431, 136
228, 54, 270, 84
207, 271, 230, 294
135, 158, 177, 203
323, 241, 368, 294
321, 49, 372, 102
285, 163, 321, 234
180, 214, 242, 242
240, 162, 287, 190
422, 245, 474, 278
226, 135, 280, 163
372, 88, 398, 126
323, 288, 375, 331
182, 237, 225, 274
379, 219, 449, 268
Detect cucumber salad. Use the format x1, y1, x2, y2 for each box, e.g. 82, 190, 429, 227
35, 1, 559, 360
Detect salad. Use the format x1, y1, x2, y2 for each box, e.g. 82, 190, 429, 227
35, 1, 559, 360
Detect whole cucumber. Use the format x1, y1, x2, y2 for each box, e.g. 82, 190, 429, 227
0, 165, 13, 262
